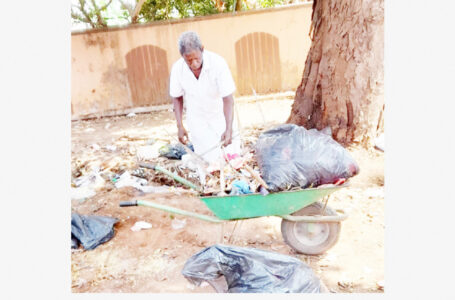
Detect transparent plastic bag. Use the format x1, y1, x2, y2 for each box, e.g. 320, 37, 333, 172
255, 124, 359, 192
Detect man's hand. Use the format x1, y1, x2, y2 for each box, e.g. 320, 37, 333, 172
221, 127, 233, 146
178, 126, 189, 144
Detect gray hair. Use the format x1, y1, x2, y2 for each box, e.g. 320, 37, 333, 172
178, 31, 203, 55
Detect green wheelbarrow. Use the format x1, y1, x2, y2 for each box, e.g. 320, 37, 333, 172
119, 164, 348, 255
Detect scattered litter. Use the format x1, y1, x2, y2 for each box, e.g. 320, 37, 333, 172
376, 280, 384, 290
126, 112, 136, 117
182, 244, 324, 293
74, 169, 105, 190
131, 221, 153, 232
131, 168, 146, 178
105, 145, 117, 152
159, 143, 194, 160
91, 143, 101, 151
104, 123, 111, 129
229, 180, 252, 195
337, 280, 353, 289
225, 153, 244, 169
197, 166, 207, 186
240, 169, 251, 177
71, 186, 96, 201
85, 128, 95, 132
137, 122, 143, 126
136, 142, 167, 160
114, 171, 171, 193
171, 218, 187, 230
71, 213, 118, 250
145, 138, 156, 145
374, 133, 385, 152
259, 185, 269, 196
139, 185, 173, 193
114, 171, 147, 189
181, 154, 197, 171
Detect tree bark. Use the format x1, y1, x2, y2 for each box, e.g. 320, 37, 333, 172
235, 0, 242, 11
287, 0, 384, 146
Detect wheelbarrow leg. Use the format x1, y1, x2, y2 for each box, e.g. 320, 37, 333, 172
228, 220, 244, 244
219, 222, 225, 243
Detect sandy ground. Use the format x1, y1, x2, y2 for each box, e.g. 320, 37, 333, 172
71, 97, 384, 293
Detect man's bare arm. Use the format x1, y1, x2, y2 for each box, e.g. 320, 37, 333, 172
221, 94, 234, 146
173, 96, 188, 144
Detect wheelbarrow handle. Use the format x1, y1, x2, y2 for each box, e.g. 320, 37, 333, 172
138, 162, 156, 169
119, 200, 138, 207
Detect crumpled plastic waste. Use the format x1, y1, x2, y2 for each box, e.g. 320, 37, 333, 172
71, 186, 96, 201
74, 169, 105, 189
181, 244, 324, 293
105, 144, 117, 152
71, 213, 118, 250
136, 141, 167, 160
171, 218, 187, 230
131, 221, 153, 232
159, 143, 194, 160
229, 180, 252, 195
71, 168, 106, 200
113, 171, 172, 194
224, 153, 244, 169
374, 133, 385, 152
181, 154, 198, 171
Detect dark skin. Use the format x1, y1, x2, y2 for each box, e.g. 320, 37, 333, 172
172, 46, 234, 147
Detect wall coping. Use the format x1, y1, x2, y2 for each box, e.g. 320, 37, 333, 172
71, 2, 313, 35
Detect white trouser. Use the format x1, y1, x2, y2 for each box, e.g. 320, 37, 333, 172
187, 113, 241, 164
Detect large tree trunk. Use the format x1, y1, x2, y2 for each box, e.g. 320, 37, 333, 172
287, 0, 384, 146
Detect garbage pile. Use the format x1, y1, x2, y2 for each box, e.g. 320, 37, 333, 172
71, 124, 358, 199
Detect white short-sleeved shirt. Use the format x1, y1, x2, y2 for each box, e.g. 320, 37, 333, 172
169, 50, 240, 163
170, 50, 236, 121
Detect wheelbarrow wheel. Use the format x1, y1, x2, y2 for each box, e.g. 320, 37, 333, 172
281, 202, 341, 255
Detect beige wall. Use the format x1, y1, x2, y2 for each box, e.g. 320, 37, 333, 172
71, 4, 313, 118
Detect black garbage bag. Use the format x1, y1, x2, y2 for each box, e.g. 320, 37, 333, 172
159, 143, 194, 160
71, 234, 80, 249
71, 213, 118, 250
181, 244, 324, 293
255, 124, 359, 192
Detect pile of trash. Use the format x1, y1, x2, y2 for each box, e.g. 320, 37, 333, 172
71, 124, 359, 199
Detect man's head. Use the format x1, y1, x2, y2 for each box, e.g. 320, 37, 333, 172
178, 31, 204, 73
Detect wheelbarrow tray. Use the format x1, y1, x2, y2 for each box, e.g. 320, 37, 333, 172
200, 183, 346, 220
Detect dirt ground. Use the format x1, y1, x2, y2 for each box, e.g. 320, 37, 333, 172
71, 96, 384, 293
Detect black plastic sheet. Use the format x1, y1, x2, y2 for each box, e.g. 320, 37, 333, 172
181, 244, 324, 293
255, 124, 359, 191
71, 213, 118, 250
